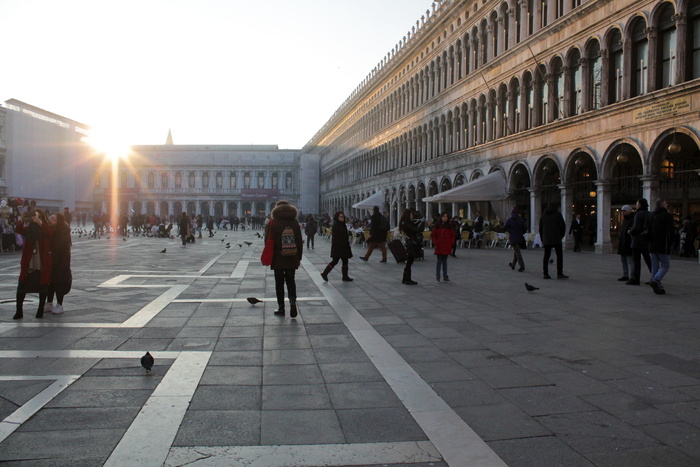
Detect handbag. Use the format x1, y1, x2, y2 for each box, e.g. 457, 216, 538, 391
261, 220, 274, 266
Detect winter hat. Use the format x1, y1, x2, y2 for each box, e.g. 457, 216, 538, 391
621, 205, 632, 213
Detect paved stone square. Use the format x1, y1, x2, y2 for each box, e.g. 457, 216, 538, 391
1, 230, 699, 466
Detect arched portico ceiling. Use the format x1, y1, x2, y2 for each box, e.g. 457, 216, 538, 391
648, 126, 700, 174
509, 162, 532, 191
428, 179, 439, 195
470, 170, 483, 181
454, 173, 466, 186
565, 148, 599, 183
440, 176, 452, 191
533, 155, 562, 187
602, 139, 646, 179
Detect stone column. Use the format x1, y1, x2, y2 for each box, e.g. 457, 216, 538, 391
547, 0, 556, 25
508, 8, 516, 49
600, 48, 610, 107
580, 58, 590, 113
497, 17, 505, 55
641, 175, 659, 205
532, 0, 541, 34
562, 65, 572, 118
486, 24, 495, 62
674, 13, 687, 85
529, 188, 543, 233
519, 0, 528, 40
595, 180, 613, 254
622, 38, 632, 100
646, 27, 658, 92
545, 73, 557, 123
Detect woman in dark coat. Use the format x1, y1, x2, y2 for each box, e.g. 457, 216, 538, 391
14, 208, 53, 319
504, 207, 528, 272
265, 200, 303, 317
46, 212, 72, 314
178, 212, 189, 247
321, 211, 353, 282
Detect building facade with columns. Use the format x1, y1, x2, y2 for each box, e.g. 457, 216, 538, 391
93, 144, 301, 219
301, 0, 700, 253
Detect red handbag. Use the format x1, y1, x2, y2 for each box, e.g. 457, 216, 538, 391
261, 220, 274, 266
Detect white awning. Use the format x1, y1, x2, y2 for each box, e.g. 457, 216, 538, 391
422, 171, 507, 203
352, 190, 384, 209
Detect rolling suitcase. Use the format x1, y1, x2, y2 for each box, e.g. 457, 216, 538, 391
388, 239, 407, 263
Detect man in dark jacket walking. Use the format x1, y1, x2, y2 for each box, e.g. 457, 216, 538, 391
627, 198, 652, 285
359, 206, 389, 262
539, 202, 568, 279
648, 198, 675, 295
617, 205, 635, 281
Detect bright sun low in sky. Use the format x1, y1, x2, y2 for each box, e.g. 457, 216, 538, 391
3, 0, 433, 149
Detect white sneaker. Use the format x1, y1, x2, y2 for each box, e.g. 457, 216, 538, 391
44, 302, 54, 312
52, 304, 64, 314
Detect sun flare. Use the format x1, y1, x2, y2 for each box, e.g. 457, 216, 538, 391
88, 127, 132, 161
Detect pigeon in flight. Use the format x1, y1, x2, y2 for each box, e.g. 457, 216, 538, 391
160, 248, 166, 254
247, 297, 262, 305
238, 244, 243, 248
256, 233, 262, 238
244, 241, 252, 246
225, 244, 231, 249
141, 352, 154, 373
524, 283, 539, 292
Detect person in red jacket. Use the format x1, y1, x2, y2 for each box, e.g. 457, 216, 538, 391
431, 212, 456, 282
13, 208, 53, 319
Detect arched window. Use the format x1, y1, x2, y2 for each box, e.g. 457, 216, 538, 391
608, 29, 624, 104
202, 171, 210, 189
257, 171, 265, 189
587, 41, 602, 110
161, 172, 168, 189
188, 172, 196, 189
690, 0, 700, 79
568, 49, 583, 116
216, 172, 223, 189
230, 172, 237, 189
657, 4, 677, 88
243, 172, 251, 189
175, 171, 182, 188
271, 172, 279, 188
551, 57, 564, 120
631, 19, 649, 97
147, 172, 154, 188
285, 172, 293, 190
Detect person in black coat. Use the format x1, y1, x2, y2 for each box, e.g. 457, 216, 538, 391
178, 212, 189, 247
399, 208, 423, 285
616, 205, 635, 281
627, 198, 652, 285
321, 211, 353, 282
504, 207, 528, 272
305, 215, 317, 249
360, 206, 389, 262
569, 214, 584, 252
539, 202, 568, 279
648, 198, 675, 294
46, 212, 72, 314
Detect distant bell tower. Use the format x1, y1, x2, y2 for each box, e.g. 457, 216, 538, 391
165, 128, 174, 145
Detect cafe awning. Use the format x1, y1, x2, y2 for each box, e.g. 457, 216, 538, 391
352, 190, 385, 209
422, 171, 508, 203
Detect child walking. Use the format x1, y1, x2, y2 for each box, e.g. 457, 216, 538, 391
431, 212, 456, 282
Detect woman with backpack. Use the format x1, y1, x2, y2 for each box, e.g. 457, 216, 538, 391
321, 211, 353, 282
265, 200, 303, 317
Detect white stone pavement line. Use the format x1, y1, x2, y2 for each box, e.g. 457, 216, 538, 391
230, 260, 250, 278
98, 274, 230, 287
0, 375, 79, 443
119, 284, 190, 328
104, 351, 212, 467
198, 252, 227, 275
165, 441, 441, 467
300, 257, 508, 467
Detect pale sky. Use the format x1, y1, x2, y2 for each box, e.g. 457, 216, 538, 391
3, 0, 433, 149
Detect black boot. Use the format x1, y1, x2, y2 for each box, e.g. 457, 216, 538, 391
321, 263, 334, 282
13, 306, 23, 320
341, 266, 353, 282
274, 304, 285, 316
402, 269, 417, 285
290, 301, 298, 318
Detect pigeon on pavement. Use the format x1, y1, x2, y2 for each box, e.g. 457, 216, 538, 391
247, 297, 262, 305
160, 248, 166, 254
141, 352, 154, 373
525, 283, 539, 292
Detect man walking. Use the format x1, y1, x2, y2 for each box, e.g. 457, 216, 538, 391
648, 198, 674, 295
569, 214, 583, 252
359, 206, 389, 263
540, 202, 569, 279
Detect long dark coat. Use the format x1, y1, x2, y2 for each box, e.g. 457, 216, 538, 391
330, 220, 353, 259
368, 211, 388, 243
539, 207, 566, 246
265, 203, 303, 270
15, 221, 53, 285
629, 208, 651, 249
617, 212, 635, 256
648, 207, 675, 255
50, 223, 72, 295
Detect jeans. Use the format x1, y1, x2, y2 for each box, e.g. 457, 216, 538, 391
307, 234, 315, 249
650, 253, 670, 287
436, 254, 448, 278
620, 254, 634, 278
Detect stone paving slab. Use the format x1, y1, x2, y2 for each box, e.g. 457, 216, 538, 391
0, 230, 699, 465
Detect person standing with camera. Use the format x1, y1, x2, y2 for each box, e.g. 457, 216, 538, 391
399, 208, 423, 285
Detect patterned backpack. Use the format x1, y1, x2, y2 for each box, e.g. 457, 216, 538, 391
280, 225, 297, 257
